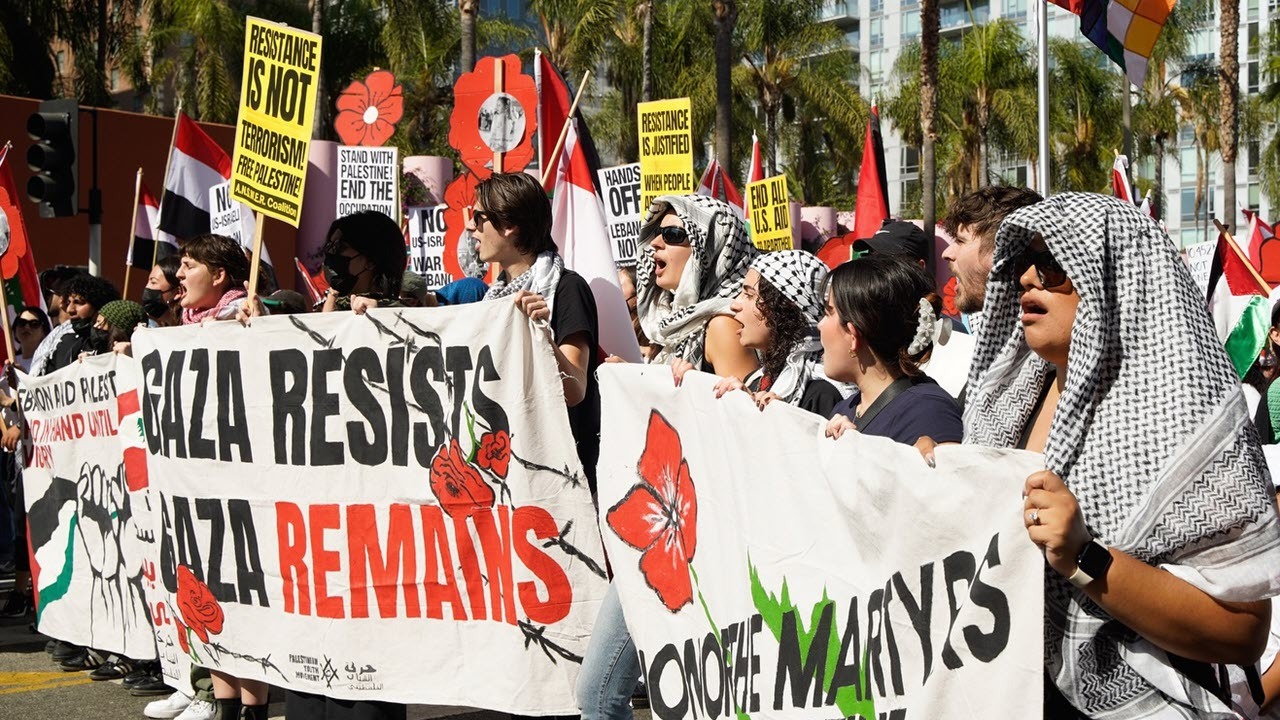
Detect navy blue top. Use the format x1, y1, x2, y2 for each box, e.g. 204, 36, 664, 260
831, 376, 964, 445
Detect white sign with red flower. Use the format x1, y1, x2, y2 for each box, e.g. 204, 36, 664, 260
17, 354, 159, 662
129, 301, 608, 711
597, 365, 1046, 720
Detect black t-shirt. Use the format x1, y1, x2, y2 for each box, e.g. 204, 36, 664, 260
831, 375, 964, 445
550, 271, 601, 495
799, 379, 844, 418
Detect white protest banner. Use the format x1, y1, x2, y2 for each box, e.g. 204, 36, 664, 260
209, 181, 244, 245
407, 204, 453, 290
18, 354, 158, 661
231, 17, 323, 226
1184, 240, 1216, 299
337, 145, 399, 220
597, 365, 1045, 720
130, 302, 607, 711
597, 163, 642, 267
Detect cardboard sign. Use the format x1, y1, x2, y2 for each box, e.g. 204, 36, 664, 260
230, 17, 323, 226
209, 182, 244, 245
336, 145, 399, 220
130, 302, 608, 710
597, 365, 1046, 720
596, 163, 642, 267
747, 175, 793, 251
407, 203, 452, 290
637, 98, 694, 217
1184, 240, 1216, 299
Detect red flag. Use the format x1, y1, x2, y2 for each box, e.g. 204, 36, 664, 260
742, 132, 764, 219
1242, 207, 1280, 286
853, 105, 890, 242
1111, 155, 1135, 204
0, 144, 45, 362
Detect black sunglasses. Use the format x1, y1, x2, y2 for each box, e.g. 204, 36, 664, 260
1012, 248, 1068, 289
13, 318, 40, 329
656, 226, 690, 245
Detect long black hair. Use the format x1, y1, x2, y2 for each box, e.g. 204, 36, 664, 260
824, 253, 940, 377
756, 279, 811, 382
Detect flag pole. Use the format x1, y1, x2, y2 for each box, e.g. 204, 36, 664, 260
1215, 218, 1271, 294
123, 168, 143, 299
246, 213, 267, 309
540, 71, 593, 186
494, 59, 505, 174
1036, 0, 1050, 194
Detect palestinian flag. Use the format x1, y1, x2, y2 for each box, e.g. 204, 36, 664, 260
127, 179, 177, 269
1207, 230, 1271, 378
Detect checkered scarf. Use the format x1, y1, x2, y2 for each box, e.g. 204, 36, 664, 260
965, 193, 1280, 718
636, 195, 759, 368
752, 250, 834, 404
484, 251, 564, 316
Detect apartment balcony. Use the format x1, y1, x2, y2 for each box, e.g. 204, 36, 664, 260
821, 0, 860, 28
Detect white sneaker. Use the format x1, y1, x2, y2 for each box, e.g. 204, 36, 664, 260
144, 691, 192, 719
174, 698, 216, 720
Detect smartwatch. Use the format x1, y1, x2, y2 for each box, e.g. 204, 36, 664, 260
1067, 539, 1112, 589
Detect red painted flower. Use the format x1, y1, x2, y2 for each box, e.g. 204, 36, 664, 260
430, 439, 495, 517
477, 430, 512, 479
174, 618, 190, 654
335, 70, 404, 147
176, 565, 224, 644
606, 410, 698, 612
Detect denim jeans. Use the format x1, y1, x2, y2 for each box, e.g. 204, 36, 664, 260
576, 584, 641, 720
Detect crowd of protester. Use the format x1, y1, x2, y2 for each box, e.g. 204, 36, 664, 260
0, 175, 1279, 720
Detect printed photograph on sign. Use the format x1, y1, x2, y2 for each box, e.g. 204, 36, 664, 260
478, 93, 527, 153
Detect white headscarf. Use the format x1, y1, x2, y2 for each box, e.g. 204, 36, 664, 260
966, 193, 1280, 718
635, 195, 758, 368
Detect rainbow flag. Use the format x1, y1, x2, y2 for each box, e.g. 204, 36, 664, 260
1050, 0, 1175, 87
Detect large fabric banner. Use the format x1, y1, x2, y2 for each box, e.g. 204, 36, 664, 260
597, 366, 1045, 720
18, 354, 158, 660
130, 302, 607, 711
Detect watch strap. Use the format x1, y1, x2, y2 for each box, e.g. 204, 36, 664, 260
1066, 564, 1095, 588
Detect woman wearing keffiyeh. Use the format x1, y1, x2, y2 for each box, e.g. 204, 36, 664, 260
966, 193, 1280, 718
712, 250, 846, 416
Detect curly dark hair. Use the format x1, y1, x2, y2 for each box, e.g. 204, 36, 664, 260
756, 277, 812, 383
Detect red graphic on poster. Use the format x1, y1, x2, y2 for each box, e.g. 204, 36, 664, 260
478, 430, 512, 479
335, 70, 404, 147
176, 565, 225, 643
442, 172, 481, 281
430, 438, 496, 518
449, 55, 538, 179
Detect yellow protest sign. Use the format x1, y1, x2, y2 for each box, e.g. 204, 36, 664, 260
747, 175, 793, 251
637, 98, 694, 217
230, 17, 323, 227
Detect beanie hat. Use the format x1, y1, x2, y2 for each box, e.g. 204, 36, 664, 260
98, 300, 147, 332
401, 271, 428, 302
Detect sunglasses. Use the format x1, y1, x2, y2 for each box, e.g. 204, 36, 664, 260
466, 206, 495, 230
13, 318, 40, 329
656, 226, 690, 245
1011, 248, 1068, 289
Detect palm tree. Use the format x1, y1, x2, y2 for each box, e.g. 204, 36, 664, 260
460, 0, 478, 73
920, 0, 939, 237
712, 0, 737, 169
531, 0, 619, 82
1181, 67, 1221, 241
641, 0, 654, 101
955, 19, 1035, 184
1254, 27, 1280, 205
147, 0, 244, 122
1048, 38, 1121, 192
737, 0, 863, 177
1219, 0, 1239, 233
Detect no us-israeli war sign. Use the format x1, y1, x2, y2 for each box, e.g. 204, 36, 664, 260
231, 17, 323, 226
597, 365, 1046, 720
337, 145, 399, 220
637, 98, 694, 217
748, 175, 794, 252
597, 163, 642, 267
407, 203, 453, 290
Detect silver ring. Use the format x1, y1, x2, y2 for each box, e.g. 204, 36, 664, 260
1030, 509, 1040, 524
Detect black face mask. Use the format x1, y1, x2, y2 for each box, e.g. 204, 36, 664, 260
141, 288, 170, 318
324, 252, 359, 296
70, 316, 94, 338
88, 326, 111, 354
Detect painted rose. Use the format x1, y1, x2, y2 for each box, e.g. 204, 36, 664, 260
477, 430, 512, 479
607, 410, 698, 612
430, 438, 495, 517
176, 564, 225, 644
174, 618, 190, 654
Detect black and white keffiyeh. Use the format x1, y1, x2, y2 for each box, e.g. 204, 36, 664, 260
751, 250, 839, 404
965, 193, 1280, 719
483, 251, 565, 315
636, 195, 759, 368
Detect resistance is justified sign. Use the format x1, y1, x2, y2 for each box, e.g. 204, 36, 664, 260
637, 98, 694, 217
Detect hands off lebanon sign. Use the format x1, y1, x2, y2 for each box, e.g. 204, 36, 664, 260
597, 366, 1044, 720
231, 17, 323, 226
130, 303, 608, 711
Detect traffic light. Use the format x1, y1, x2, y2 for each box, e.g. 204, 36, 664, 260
26, 98, 79, 218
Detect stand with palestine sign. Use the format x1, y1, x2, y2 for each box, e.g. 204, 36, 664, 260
230, 17, 322, 300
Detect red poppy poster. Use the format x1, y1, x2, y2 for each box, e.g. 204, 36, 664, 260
449, 55, 539, 179
129, 302, 607, 711
597, 365, 1047, 719
335, 69, 404, 147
